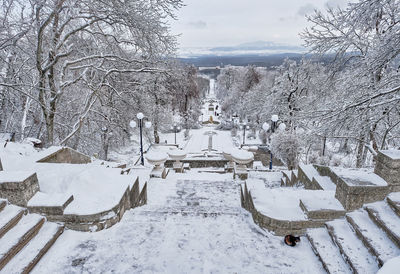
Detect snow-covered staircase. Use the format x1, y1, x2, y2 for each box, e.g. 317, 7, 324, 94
0, 200, 64, 273
307, 193, 400, 273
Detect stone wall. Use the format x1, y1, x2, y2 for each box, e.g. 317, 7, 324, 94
297, 167, 317, 190
37, 147, 91, 164
0, 173, 40, 206
34, 178, 147, 232
313, 165, 340, 186
374, 150, 400, 192
165, 158, 229, 168
28, 195, 74, 215
335, 178, 388, 211
241, 183, 326, 236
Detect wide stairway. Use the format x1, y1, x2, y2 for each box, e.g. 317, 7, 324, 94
307, 192, 400, 274
0, 199, 64, 274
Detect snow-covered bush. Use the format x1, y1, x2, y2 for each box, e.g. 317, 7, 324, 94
270, 131, 300, 170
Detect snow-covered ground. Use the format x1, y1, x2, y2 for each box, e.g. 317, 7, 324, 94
2, 87, 328, 273
0, 143, 138, 215
32, 170, 325, 274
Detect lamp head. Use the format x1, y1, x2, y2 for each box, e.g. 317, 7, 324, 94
129, 120, 137, 128
262, 122, 270, 131
271, 115, 279, 122
145, 121, 152, 128
136, 112, 144, 120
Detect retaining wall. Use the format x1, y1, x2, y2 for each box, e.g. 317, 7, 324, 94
241, 183, 326, 236
31, 178, 147, 232
0, 173, 40, 206
375, 150, 400, 192
37, 147, 91, 164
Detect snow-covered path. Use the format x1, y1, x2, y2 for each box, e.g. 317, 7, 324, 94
33, 171, 324, 274
184, 127, 234, 153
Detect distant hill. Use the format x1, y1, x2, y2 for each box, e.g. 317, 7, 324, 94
209, 41, 304, 53
179, 53, 305, 68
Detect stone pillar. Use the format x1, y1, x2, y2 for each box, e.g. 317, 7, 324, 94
0, 157, 3, 171
374, 150, 400, 192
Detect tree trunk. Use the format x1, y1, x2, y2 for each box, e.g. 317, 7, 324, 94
356, 136, 365, 168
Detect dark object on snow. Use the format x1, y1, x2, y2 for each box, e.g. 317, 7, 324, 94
1, 132, 15, 148
284, 235, 301, 246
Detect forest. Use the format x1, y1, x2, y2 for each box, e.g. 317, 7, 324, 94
0, 0, 209, 159
215, 0, 400, 168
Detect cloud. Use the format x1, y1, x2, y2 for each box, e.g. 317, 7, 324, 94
187, 20, 207, 29
297, 4, 316, 17
325, 0, 348, 8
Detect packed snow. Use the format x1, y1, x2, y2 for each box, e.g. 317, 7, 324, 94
32, 169, 325, 274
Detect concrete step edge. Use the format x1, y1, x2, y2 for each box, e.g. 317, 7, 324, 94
0, 209, 26, 239
0, 217, 45, 270
22, 225, 65, 274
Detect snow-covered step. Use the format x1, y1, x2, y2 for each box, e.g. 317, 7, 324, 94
0, 214, 44, 270
307, 228, 352, 274
346, 210, 400, 266
280, 177, 287, 187
326, 219, 379, 274
1, 222, 64, 274
313, 175, 336, 191
365, 202, 400, 248
387, 192, 400, 217
300, 192, 345, 220
0, 204, 25, 238
281, 170, 292, 184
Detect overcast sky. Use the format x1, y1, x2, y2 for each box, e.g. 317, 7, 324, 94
169, 0, 350, 49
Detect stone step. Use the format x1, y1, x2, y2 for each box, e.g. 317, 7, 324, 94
300, 193, 345, 220
365, 202, 400, 249
1, 222, 64, 274
0, 214, 45, 270
280, 177, 287, 187
298, 164, 320, 189
307, 228, 352, 274
281, 170, 292, 186
313, 175, 336, 191
387, 192, 400, 217
0, 205, 26, 238
326, 219, 379, 274
135, 205, 241, 217
292, 170, 298, 182
346, 210, 400, 266
27, 192, 74, 215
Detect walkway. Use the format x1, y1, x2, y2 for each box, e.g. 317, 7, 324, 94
33, 171, 324, 273
184, 127, 234, 153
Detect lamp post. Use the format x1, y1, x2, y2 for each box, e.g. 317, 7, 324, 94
240, 122, 250, 145
130, 113, 152, 165
170, 124, 181, 145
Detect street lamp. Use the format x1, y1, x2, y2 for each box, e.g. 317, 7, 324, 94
170, 124, 181, 145
130, 112, 152, 165
240, 122, 250, 145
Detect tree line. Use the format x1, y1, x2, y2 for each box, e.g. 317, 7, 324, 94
0, 0, 208, 158
216, 0, 400, 168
